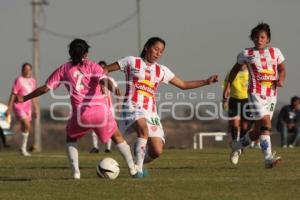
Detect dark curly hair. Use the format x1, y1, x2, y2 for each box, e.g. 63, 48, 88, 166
250, 23, 271, 41
68, 38, 90, 65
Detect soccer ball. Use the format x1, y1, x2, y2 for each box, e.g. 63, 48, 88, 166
96, 157, 120, 180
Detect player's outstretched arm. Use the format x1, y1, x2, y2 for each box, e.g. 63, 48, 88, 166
170, 74, 218, 90
103, 62, 121, 73
17, 85, 50, 103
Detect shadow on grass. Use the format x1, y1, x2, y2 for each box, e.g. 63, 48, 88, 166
0, 177, 32, 182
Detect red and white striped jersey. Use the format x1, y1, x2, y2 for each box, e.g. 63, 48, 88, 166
237, 47, 285, 97
118, 56, 175, 112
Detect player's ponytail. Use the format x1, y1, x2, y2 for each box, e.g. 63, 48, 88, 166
140, 37, 166, 58
68, 38, 90, 65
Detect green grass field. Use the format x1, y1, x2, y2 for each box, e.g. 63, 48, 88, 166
0, 148, 300, 200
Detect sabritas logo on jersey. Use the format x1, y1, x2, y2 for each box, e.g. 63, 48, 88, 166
135, 80, 155, 97
256, 69, 277, 87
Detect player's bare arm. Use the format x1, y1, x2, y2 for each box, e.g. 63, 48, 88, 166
103, 62, 120, 73
277, 62, 286, 87
223, 63, 244, 100
17, 85, 50, 103
170, 75, 218, 90
5, 93, 16, 117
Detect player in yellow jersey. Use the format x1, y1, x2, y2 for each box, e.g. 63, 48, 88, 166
223, 65, 251, 164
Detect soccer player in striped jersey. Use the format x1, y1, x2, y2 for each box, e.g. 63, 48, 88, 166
104, 37, 218, 177
15, 39, 138, 179
224, 23, 286, 168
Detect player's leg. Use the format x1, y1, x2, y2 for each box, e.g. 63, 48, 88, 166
105, 139, 112, 153
144, 137, 164, 164
20, 118, 31, 156
259, 115, 280, 168
89, 131, 99, 153
110, 129, 137, 177
132, 118, 148, 174
66, 136, 80, 179
65, 117, 88, 180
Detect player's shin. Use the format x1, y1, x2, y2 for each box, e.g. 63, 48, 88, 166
135, 137, 147, 173
116, 141, 137, 176
66, 142, 80, 179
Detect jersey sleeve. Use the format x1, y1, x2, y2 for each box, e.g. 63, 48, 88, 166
45, 65, 64, 90
11, 77, 20, 95
161, 65, 175, 84
237, 50, 247, 65
275, 48, 285, 65
118, 56, 133, 71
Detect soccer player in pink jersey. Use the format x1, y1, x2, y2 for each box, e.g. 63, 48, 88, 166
90, 60, 115, 154
223, 23, 286, 168
16, 39, 138, 179
6, 63, 38, 156
104, 37, 219, 177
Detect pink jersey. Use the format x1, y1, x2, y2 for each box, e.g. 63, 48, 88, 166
12, 76, 36, 113
118, 56, 175, 112
237, 47, 285, 97
45, 60, 106, 113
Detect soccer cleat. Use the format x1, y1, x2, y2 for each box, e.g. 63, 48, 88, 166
132, 169, 150, 178
104, 149, 111, 153
288, 144, 294, 148
20, 150, 31, 157
265, 152, 282, 169
230, 150, 241, 165
73, 172, 81, 180
89, 147, 99, 154
230, 140, 242, 165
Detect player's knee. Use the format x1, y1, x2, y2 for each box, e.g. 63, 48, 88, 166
260, 126, 272, 134
149, 148, 163, 159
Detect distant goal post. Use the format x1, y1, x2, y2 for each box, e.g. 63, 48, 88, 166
193, 132, 227, 150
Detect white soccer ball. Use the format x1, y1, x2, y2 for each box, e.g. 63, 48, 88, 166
96, 157, 120, 180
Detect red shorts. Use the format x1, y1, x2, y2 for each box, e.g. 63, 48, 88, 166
66, 105, 117, 143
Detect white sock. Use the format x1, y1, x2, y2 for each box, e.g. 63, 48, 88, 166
21, 132, 29, 152
135, 138, 147, 173
91, 132, 98, 149
260, 135, 272, 160
106, 139, 112, 151
117, 141, 136, 175
66, 142, 80, 175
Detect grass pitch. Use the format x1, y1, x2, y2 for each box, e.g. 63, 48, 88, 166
0, 148, 299, 200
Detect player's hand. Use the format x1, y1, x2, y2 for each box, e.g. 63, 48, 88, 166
223, 84, 231, 102
277, 79, 284, 87
206, 75, 219, 85
15, 95, 24, 103
4, 111, 10, 118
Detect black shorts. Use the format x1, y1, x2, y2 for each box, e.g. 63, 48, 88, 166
228, 97, 251, 120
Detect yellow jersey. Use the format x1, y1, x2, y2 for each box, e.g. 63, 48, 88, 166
224, 70, 249, 99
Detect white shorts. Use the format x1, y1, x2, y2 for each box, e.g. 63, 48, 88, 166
119, 104, 165, 143
248, 93, 277, 119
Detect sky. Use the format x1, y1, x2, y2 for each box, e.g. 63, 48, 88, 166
0, 0, 300, 109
